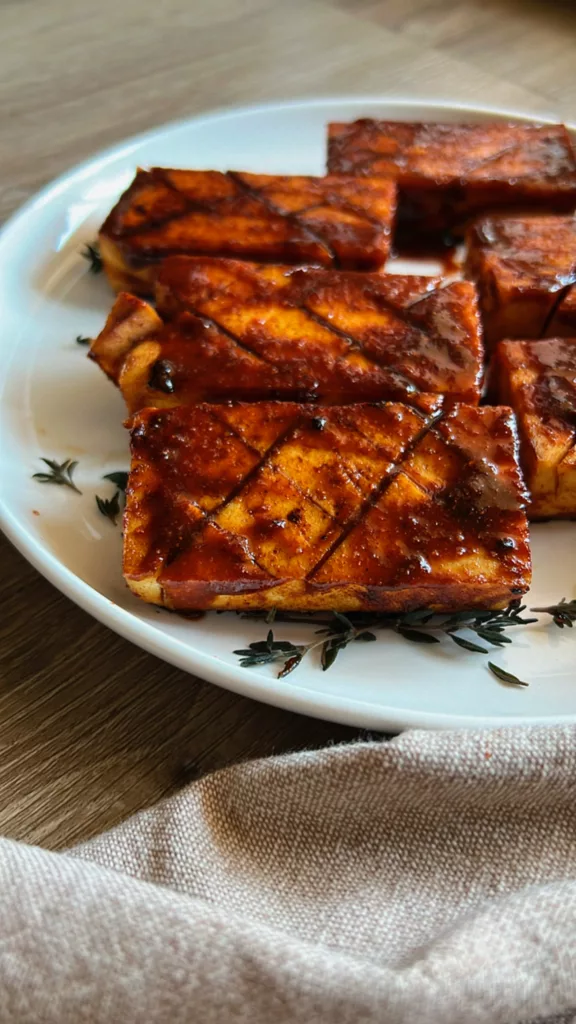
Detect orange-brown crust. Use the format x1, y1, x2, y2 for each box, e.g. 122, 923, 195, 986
492, 337, 576, 519
99, 167, 397, 294
124, 401, 531, 611
90, 257, 484, 409
327, 120, 576, 241
88, 292, 163, 380
465, 214, 576, 351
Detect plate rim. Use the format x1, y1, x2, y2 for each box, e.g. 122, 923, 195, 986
1, 94, 575, 732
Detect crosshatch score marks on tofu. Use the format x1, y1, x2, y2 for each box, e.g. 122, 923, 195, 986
123, 400, 531, 613
90, 256, 484, 410
98, 168, 397, 293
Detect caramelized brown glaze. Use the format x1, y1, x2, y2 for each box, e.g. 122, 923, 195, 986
90, 257, 484, 409
327, 120, 576, 242
99, 168, 397, 294
493, 337, 576, 518
529, 339, 576, 425
150, 255, 485, 407
465, 214, 576, 350
123, 400, 531, 611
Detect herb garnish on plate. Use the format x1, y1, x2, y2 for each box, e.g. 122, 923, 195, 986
234, 600, 571, 687
81, 242, 103, 274
32, 457, 81, 494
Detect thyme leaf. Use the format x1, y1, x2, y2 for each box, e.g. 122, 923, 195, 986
33, 458, 81, 494
81, 243, 103, 274
234, 618, 377, 677
488, 662, 529, 688
103, 471, 129, 493
95, 490, 121, 525
234, 596, 575, 686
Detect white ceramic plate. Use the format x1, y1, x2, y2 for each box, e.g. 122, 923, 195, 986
0, 97, 575, 731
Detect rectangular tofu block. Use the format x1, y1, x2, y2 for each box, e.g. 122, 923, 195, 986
493, 337, 576, 518
327, 120, 576, 242
124, 400, 531, 611
90, 256, 483, 410
98, 167, 397, 294
465, 214, 576, 350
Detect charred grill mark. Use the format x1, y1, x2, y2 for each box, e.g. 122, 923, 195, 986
303, 277, 437, 336
207, 407, 371, 525
326, 197, 384, 230
293, 196, 385, 231
558, 429, 576, 470
328, 145, 383, 171
331, 140, 522, 178
159, 406, 267, 569
205, 409, 268, 459
538, 280, 576, 339
112, 206, 222, 242
112, 170, 226, 239
173, 283, 429, 400
402, 279, 460, 310
347, 404, 429, 450
189, 310, 280, 367
161, 406, 406, 578
152, 168, 226, 215
226, 170, 339, 267
106, 169, 391, 272
167, 416, 319, 547
456, 143, 521, 176
157, 414, 306, 575
306, 408, 446, 579
298, 302, 423, 397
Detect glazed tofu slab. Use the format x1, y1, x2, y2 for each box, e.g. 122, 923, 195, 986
493, 337, 576, 519
123, 400, 531, 612
98, 168, 397, 293
90, 257, 484, 410
327, 120, 576, 242
466, 214, 576, 350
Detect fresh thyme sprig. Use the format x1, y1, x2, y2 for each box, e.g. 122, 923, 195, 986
393, 602, 537, 652
81, 242, 103, 274
33, 457, 81, 494
234, 615, 376, 678
234, 598, 572, 686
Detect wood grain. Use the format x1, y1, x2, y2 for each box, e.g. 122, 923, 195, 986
0, 0, 574, 848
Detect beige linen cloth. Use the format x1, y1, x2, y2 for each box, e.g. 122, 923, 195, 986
1, 727, 575, 1023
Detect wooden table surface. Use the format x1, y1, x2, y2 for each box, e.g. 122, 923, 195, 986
1, 0, 575, 849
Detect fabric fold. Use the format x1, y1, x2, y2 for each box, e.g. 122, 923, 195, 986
0, 727, 574, 1022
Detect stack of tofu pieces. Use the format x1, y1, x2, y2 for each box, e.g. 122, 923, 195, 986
90, 120, 576, 613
